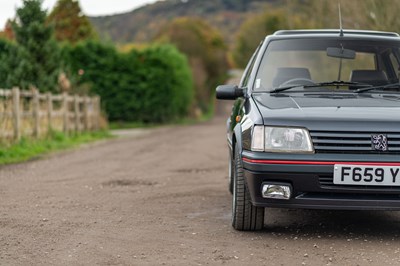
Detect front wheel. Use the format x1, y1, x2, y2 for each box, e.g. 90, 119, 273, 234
231, 143, 264, 231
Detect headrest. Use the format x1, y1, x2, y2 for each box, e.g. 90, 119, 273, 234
350, 70, 388, 86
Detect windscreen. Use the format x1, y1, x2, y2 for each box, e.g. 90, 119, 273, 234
254, 38, 400, 91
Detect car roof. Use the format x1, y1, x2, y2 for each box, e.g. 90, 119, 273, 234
267, 29, 400, 42
274, 29, 399, 37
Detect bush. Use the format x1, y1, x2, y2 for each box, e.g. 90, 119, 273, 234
63, 41, 193, 123
132, 45, 193, 122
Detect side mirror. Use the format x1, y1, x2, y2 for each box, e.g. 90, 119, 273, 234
216, 85, 244, 100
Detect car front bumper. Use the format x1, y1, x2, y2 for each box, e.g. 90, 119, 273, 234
242, 150, 400, 210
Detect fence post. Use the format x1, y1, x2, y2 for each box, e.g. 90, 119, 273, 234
47, 92, 53, 133
32, 88, 40, 138
11, 87, 21, 141
74, 94, 80, 132
62, 92, 69, 133
83, 96, 90, 131
94, 96, 101, 130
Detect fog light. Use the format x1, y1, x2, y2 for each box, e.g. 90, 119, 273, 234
262, 184, 291, 200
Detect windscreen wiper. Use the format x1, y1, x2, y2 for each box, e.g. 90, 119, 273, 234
269, 85, 304, 93
316, 80, 369, 87
269, 81, 370, 94
354, 83, 400, 93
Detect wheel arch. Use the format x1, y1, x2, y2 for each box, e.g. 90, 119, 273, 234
232, 124, 243, 159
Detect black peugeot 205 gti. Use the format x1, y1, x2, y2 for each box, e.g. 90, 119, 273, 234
217, 29, 400, 231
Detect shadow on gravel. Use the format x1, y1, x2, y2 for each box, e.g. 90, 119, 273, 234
263, 208, 400, 239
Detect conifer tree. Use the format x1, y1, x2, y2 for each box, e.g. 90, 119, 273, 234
0, 39, 19, 88
11, 0, 61, 92
47, 0, 97, 44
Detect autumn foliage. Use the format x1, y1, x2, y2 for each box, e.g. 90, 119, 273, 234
47, 0, 97, 43
155, 18, 229, 114
0, 20, 15, 41
233, 10, 290, 68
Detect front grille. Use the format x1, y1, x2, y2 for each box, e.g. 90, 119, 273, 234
310, 131, 400, 154
319, 174, 333, 186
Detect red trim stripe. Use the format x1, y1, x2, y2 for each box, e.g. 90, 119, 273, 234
242, 157, 400, 166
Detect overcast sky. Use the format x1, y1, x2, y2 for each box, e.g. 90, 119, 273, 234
0, 0, 159, 27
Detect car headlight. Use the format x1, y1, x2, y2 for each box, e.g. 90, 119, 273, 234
251, 126, 314, 153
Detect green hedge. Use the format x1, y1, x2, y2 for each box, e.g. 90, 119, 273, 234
63, 41, 193, 123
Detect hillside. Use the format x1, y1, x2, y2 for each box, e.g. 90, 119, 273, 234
89, 0, 280, 46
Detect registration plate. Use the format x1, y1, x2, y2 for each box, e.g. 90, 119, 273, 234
333, 164, 400, 186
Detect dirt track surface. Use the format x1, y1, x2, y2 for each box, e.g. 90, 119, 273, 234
2, 103, 400, 265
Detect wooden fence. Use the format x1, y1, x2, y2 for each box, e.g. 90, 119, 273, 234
0, 87, 101, 141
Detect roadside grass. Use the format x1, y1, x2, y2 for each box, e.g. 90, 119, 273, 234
0, 130, 112, 165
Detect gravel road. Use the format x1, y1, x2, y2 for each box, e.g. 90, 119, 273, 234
1, 100, 400, 265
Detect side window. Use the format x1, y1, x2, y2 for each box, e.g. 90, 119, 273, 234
389, 53, 399, 79
240, 43, 262, 88
380, 50, 400, 82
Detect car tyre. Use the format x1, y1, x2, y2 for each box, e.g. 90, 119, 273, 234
232, 143, 264, 231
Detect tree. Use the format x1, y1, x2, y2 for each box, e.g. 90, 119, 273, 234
0, 39, 20, 88
0, 20, 15, 40
47, 0, 97, 44
302, 0, 400, 33
11, 0, 61, 92
233, 9, 289, 68
155, 17, 229, 114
